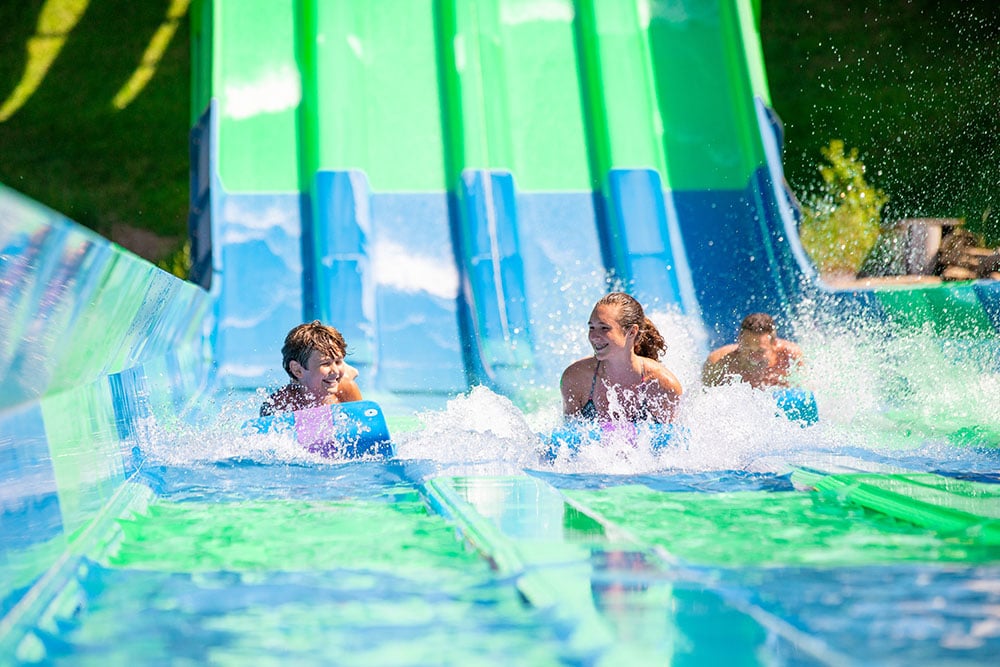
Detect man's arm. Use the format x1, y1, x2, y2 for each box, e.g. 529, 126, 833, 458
779, 339, 803, 363
701, 345, 737, 386
776, 339, 805, 386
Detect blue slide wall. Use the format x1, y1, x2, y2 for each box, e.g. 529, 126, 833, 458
0, 186, 211, 639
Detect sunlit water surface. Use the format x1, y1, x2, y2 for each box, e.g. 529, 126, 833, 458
150, 309, 1000, 479
39, 312, 999, 665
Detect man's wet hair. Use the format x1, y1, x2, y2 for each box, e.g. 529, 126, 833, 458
739, 312, 776, 335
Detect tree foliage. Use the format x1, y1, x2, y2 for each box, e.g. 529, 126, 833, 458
799, 140, 889, 275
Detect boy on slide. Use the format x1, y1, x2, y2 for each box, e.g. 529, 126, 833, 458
260, 320, 363, 416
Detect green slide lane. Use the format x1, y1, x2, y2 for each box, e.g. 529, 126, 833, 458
210, 1, 302, 191
436, 0, 592, 190
563, 483, 1000, 567
107, 497, 479, 573
647, 0, 765, 190
299, 0, 448, 192
203, 0, 772, 195
575, 0, 667, 179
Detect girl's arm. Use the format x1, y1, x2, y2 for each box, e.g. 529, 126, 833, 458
646, 365, 684, 423
560, 360, 590, 416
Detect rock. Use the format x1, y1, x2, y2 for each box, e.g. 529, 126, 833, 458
940, 265, 978, 281
110, 224, 179, 263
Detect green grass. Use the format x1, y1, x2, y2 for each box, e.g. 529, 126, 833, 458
0, 0, 997, 263
0, 0, 190, 258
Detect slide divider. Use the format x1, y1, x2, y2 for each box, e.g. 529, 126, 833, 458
310, 170, 375, 368
422, 475, 622, 659
436, 0, 535, 389
574, 0, 698, 314
810, 473, 1000, 544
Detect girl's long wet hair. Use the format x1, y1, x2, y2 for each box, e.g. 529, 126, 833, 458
596, 292, 667, 360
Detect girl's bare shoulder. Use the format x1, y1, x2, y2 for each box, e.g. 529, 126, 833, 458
643, 358, 683, 395
563, 356, 597, 374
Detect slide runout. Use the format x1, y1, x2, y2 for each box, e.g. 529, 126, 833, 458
425, 475, 854, 664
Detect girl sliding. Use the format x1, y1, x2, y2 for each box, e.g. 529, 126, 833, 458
560, 292, 683, 424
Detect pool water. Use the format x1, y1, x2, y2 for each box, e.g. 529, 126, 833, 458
21, 448, 1000, 665
32, 484, 574, 666
10, 325, 1000, 665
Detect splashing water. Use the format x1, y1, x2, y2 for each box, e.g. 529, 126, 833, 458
395, 386, 544, 472
139, 304, 999, 480
140, 390, 333, 467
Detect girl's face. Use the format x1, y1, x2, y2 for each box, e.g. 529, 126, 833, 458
588, 304, 636, 359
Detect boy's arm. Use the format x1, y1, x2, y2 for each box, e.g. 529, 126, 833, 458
336, 377, 363, 402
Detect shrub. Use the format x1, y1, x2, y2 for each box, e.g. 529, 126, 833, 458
157, 241, 191, 280
798, 140, 889, 275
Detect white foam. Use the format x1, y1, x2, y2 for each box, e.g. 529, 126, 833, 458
223, 65, 301, 120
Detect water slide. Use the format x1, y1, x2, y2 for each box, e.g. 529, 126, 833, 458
187, 0, 830, 400
190, 0, 1000, 401
4, 0, 1000, 662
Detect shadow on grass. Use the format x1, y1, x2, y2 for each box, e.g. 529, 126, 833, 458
0, 0, 190, 259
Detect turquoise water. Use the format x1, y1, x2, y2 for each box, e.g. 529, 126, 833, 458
10, 319, 1000, 665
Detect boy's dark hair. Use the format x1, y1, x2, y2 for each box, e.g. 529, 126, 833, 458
739, 313, 777, 335
281, 320, 347, 378
596, 292, 667, 359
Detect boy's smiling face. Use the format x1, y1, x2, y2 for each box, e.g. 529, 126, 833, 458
290, 348, 348, 400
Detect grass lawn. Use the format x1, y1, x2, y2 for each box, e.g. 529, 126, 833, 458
0, 0, 190, 261
0, 0, 997, 266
